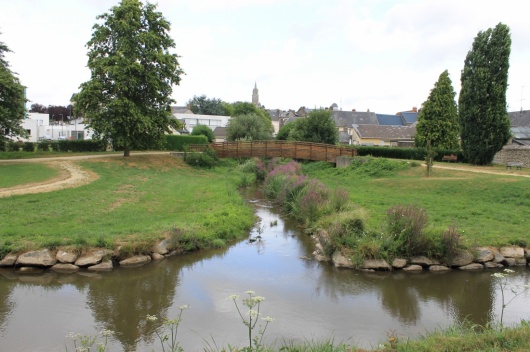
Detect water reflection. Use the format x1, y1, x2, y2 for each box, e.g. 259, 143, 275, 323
0, 194, 528, 351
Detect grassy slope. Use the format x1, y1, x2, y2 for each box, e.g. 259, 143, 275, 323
303, 161, 530, 247
0, 155, 255, 253
0, 163, 59, 188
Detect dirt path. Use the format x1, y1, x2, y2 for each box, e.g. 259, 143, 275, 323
431, 163, 530, 178
0, 152, 169, 197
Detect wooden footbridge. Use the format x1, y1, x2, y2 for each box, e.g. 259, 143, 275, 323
190, 140, 356, 163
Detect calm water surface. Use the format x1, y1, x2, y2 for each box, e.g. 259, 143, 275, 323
1, 193, 529, 351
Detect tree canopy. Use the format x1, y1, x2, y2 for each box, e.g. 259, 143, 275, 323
226, 113, 273, 141
286, 109, 338, 145
191, 124, 215, 142
415, 70, 459, 150
75, 0, 183, 156
0, 34, 27, 140
458, 23, 512, 165
186, 95, 225, 116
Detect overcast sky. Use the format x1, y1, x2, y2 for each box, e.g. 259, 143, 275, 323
1, 0, 529, 114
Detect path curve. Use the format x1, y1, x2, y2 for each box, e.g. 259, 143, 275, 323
0, 152, 170, 197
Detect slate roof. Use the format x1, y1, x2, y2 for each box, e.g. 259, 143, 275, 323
376, 114, 405, 126
332, 111, 378, 127
353, 124, 416, 140
511, 126, 530, 139
508, 110, 530, 127
399, 111, 418, 125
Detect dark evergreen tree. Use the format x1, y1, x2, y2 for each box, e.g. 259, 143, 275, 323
0, 34, 27, 140
458, 23, 512, 165
415, 70, 459, 150
75, 0, 183, 156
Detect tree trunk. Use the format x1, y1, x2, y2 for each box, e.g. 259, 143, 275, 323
124, 146, 130, 157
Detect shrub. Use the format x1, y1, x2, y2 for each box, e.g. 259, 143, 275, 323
22, 142, 35, 152
385, 204, 429, 257
190, 124, 215, 142
184, 151, 217, 168
441, 223, 461, 261
348, 157, 410, 178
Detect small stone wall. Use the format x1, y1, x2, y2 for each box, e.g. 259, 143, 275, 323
493, 145, 530, 167
313, 236, 529, 272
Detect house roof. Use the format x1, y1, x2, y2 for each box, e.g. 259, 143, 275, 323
332, 111, 378, 127
376, 114, 405, 126
353, 124, 416, 140
508, 110, 530, 127
398, 111, 418, 125
213, 126, 227, 138
511, 126, 530, 139
171, 106, 194, 114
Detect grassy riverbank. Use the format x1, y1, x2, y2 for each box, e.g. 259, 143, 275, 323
0, 154, 255, 257
302, 159, 530, 247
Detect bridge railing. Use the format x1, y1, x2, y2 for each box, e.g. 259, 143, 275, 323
189, 140, 356, 163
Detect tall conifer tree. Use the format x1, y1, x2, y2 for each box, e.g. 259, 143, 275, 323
458, 23, 511, 165
415, 70, 459, 149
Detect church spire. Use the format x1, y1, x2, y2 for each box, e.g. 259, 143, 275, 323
252, 82, 259, 106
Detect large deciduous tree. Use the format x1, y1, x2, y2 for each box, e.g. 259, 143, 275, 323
415, 70, 459, 149
288, 109, 338, 145
75, 0, 183, 156
226, 113, 273, 141
0, 34, 27, 140
458, 23, 512, 165
187, 95, 225, 116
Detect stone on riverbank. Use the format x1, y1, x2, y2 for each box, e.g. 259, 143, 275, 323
500, 246, 525, 259
16, 249, 57, 267
484, 262, 504, 269
362, 259, 391, 271
51, 263, 80, 272
56, 250, 78, 264
153, 239, 172, 255
119, 255, 152, 268
475, 247, 494, 263
392, 258, 407, 269
429, 265, 451, 272
88, 260, 114, 271
448, 250, 474, 267
459, 263, 484, 271
403, 265, 423, 272
411, 256, 440, 267
332, 251, 353, 268
0, 254, 17, 267
75, 250, 113, 267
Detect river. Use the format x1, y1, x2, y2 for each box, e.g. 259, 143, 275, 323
0, 191, 529, 351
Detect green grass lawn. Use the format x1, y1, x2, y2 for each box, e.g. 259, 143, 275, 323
0, 155, 255, 254
0, 163, 60, 188
303, 160, 530, 247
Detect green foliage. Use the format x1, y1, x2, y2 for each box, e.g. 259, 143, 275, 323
75, 0, 183, 156
226, 113, 274, 141
459, 23, 512, 165
276, 121, 296, 140
186, 95, 225, 116
184, 147, 218, 168
190, 124, 215, 142
164, 134, 208, 151
0, 35, 27, 141
347, 157, 410, 178
384, 204, 429, 257
415, 70, 459, 149
288, 109, 338, 145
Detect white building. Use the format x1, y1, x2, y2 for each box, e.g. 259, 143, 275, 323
174, 113, 231, 134
11, 113, 94, 142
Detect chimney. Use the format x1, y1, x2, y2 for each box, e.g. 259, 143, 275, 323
412, 107, 417, 112
352, 108, 356, 112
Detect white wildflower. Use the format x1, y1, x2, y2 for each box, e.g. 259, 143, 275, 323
252, 296, 265, 303
100, 329, 114, 337
262, 316, 275, 322
147, 314, 158, 322
178, 304, 190, 310
248, 309, 259, 318
245, 290, 255, 295
228, 294, 240, 300
66, 332, 80, 341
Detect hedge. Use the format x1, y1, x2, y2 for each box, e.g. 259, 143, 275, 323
351, 146, 465, 163
164, 134, 208, 151
0, 140, 105, 152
